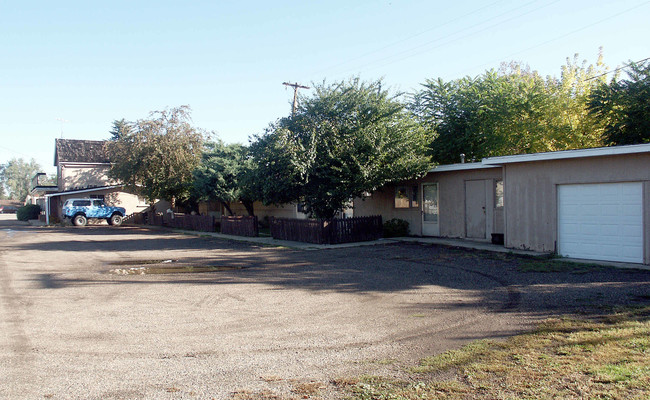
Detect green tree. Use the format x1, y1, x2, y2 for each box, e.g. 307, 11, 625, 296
109, 118, 133, 141
587, 60, 650, 145
0, 158, 42, 201
106, 106, 204, 207
192, 140, 258, 216
412, 54, 607, 164
251, 78, 432, 219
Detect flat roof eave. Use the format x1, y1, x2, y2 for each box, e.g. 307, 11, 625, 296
428, 162, 500, 173
482, 143, 650, 165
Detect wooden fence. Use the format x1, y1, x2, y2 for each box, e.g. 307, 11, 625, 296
270, 215, 382, 244
221, 216, 259, 237
124, 212, 216, 232
167, 214, 216, 232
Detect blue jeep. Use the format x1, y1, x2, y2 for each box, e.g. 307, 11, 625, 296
62, 198, 126, 227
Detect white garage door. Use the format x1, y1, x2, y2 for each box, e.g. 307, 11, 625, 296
558, 182, 643, 263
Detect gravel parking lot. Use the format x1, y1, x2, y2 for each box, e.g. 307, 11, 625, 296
1, 216, 649, 399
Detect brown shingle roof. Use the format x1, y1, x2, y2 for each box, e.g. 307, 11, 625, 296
54, 139, 110, 165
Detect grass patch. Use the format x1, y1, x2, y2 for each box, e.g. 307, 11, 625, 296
517, 258, 609, 273
340, 306, 650, 399
291, 381, 325, 396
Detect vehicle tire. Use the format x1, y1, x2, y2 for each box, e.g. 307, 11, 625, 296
110, 214, 123, 227
73, 214, 87, 227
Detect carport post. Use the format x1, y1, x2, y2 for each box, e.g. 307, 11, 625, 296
45, 195, 50, 225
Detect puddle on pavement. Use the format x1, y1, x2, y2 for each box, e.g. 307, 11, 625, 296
110, 265, 246, 275
110, 259, 178, 266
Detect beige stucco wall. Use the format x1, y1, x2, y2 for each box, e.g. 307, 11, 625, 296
354, 167, 504, 237
354, 186, 421, 232
59, 164, 114, 191
503, 153, 650, 263
228, 201, 308, 221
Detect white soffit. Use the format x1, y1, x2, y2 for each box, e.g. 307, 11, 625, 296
482, 143, 650, 165
428, 162, 500, 173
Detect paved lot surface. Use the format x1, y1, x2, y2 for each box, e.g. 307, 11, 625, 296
1, 215, 649, 399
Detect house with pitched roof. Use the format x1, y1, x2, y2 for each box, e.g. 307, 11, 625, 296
37, 139, 165, 223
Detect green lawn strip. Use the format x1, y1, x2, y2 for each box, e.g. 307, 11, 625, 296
516, 258, 611, 273
340, 306, 650, 399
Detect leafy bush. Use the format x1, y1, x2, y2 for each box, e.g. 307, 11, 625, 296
383, 218, 409, 238
17, 204, 41, 221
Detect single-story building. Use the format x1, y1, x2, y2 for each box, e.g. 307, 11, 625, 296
354, 143, 650, 265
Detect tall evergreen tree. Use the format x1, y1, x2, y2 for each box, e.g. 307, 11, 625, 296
587, 60, 650, 145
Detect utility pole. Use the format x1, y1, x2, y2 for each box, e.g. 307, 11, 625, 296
282, 82, 310, 116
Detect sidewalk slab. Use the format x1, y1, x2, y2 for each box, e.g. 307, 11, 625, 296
392, 236, 549, 257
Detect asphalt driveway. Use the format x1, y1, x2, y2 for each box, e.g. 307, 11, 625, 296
1, 217, 649, 399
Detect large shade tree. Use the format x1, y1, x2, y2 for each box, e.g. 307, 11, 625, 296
0, 158, 43, 201
587, 59, 650, 145
192, 140, 258, 216
412, 54, 608, 164
251, 78, 432, 219
106, 106, 204, 206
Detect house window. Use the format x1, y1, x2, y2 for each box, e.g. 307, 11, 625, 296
90, 194, 105, 201
411, 185, 419, 208
395, 186, 410, 208
395, 186, 419, 209
495, 180, 504, 208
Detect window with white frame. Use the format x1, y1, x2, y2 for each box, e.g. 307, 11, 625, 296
394, 185, 419, 208
495, 180, 504, 208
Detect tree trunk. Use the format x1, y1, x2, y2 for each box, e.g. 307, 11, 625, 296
220, 201, 234, 216
242, 200, 255, 217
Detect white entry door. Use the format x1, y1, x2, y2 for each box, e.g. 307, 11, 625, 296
558, 182, 643, 263
422, 183, 439, 236
465, 180, 487, 239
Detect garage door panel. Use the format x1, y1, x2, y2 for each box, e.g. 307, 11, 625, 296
579, 223, 600, 235
598, 223, 619, 234
558, 182, 643, 263
622, 205, 643, 216
622, 225, 642, 237
622, 184, 641, 195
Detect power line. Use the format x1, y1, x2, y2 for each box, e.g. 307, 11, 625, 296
311, 0, 508, 76
584, 57, 650, 81
459, 0, 650, 78
327, 0, 561, 78
0, 144, 33, 159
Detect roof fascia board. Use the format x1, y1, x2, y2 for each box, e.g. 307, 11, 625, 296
59, 162, 112, 166
45, 185, 123, 198
428, 162, 500, 172
483, 143, 650, 165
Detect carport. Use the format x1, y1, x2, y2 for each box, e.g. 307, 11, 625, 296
43, 185, 122, 224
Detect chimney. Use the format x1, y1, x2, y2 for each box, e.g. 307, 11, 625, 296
460, 153, 466, 163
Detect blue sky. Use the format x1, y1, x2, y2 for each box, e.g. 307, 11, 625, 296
1, 0, 648, 175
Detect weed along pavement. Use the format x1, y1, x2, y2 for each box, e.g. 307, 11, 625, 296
1, 217, 649, 399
